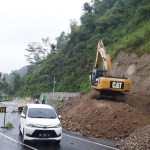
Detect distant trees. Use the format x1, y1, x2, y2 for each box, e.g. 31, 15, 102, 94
0, 72, 4, 86
0, 72, 9, 95
11, 72, 23, 94
0, 72, 5, 91
3, 72, 24, 96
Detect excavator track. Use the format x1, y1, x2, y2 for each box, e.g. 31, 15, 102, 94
91, 90, 101, 99
91, 90, 125, 102
115, 92, 125, 102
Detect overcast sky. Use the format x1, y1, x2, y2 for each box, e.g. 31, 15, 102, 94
0, 0, 88, 74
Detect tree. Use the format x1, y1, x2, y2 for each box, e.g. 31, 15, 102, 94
0, 72, 9, 95
25, 42, 47, 65
83, 2, 93, 13
91, 0, 116, 15
55, 31, 69, 50
69, 19, 79, 33
51, 44, 57, 54
42, 37, 51, 54
80, 13, 97, 30
0, 72, 4, 91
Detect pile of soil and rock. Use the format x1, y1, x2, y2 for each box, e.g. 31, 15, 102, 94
118, 125, 150, 149
57, 92, 150, 140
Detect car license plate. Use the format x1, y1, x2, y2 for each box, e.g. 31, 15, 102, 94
39, 133, 50, 138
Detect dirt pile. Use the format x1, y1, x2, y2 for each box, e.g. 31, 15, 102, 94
58, 92, 150, 140
118, 125, 150, 149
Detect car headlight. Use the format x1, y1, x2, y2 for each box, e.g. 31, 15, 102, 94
26, 123, 35, 127
54, 123, 61, 128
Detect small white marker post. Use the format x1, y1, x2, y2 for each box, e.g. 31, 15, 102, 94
0, 107, 7, 128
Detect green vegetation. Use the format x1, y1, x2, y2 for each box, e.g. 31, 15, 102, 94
1, 0, 150, 98
0, 96, 13, 102
47, 99, 62, 104
6, 122, 14, 129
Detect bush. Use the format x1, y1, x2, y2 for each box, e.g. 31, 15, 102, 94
6, 122, 14, 129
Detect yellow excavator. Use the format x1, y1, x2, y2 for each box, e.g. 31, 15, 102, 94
90, 40, 130, 102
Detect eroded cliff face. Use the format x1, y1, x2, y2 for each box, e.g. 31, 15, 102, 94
112, 50, 150, 94
111, 51, 150, 116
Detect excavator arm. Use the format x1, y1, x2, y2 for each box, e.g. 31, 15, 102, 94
94, 40, 111, 75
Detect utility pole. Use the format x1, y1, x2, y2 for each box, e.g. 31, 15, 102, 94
53, 74, 56, 100
44, 74, 56, 100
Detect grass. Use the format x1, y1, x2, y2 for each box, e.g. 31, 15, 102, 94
6, 122, 14, 129
47, 99, 62, 104
0, 97, 13, 102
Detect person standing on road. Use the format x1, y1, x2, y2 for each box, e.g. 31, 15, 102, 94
42, 94, 46, 104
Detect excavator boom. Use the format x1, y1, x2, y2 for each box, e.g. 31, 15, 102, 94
94, 41, 111, 75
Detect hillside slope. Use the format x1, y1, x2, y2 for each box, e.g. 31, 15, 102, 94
18, 0, 150, 98
112, 51, 150, 116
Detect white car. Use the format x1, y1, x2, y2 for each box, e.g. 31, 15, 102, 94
19, 104, 62, 144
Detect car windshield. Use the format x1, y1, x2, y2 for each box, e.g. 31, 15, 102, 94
28, 108, 57, 118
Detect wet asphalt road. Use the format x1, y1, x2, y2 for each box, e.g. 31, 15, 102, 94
0, 101, 119, 150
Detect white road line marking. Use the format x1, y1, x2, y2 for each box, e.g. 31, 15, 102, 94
63, 133, 119, 150
0, 132, 38, 150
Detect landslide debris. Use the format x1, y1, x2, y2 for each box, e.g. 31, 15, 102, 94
58, 92, 150, 140
118, 125, 150, 150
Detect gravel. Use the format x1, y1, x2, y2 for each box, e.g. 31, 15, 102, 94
118, 125, 150, 150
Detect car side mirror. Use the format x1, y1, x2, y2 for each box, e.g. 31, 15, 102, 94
21, 114, 26, 118
58, 115, 61, 119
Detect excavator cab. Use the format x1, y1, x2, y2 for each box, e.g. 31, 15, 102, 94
90, 68, 107, 86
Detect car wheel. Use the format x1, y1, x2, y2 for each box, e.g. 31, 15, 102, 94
55, 140, 61, 145
19, 125, 22, 136
23, 129, 27, 144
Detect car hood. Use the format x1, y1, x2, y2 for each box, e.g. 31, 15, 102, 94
27, 117, 60, 127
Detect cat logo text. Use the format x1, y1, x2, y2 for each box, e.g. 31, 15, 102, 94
110, 81, 124, 89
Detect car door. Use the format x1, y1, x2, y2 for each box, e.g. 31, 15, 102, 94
20, 106, 28, 134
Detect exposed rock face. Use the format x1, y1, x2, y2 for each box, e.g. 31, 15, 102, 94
112, 51, 150, 116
